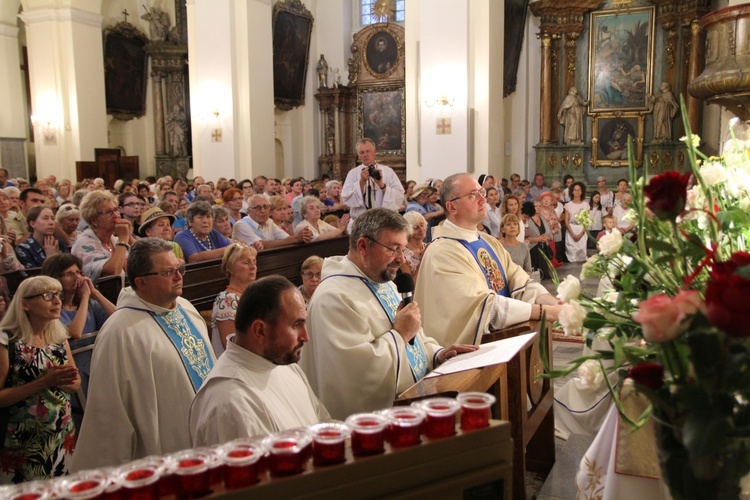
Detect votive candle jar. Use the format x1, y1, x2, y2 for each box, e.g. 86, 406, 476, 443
309, 421, 350, 466
345, 413, 388, 456
457, 392, 496, 431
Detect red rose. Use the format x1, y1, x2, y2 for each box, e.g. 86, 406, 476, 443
643, 171, 691, 220
706, 252, 750, 337
628, 362, 664, 390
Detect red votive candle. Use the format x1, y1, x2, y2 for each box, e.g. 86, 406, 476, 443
193, 446, 223, 486
220, 442, 264, 489
266, 430, 311, 477
310, 421, 350, 466
345, 413, 388, 456
170, 450, 211, 497
457, 392, 496, 431
116, 463, 160, 500
417, 398, 461, 439
386, 407, 426, 447
7, 481, 51, 500
59, 472, 109, 499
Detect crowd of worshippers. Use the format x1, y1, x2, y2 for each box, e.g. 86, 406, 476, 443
0, 140, 635, 483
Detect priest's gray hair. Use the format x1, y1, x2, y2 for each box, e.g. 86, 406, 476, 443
127, 237, 175, 288
349, 208, 408, 250
440, 172, 473, 207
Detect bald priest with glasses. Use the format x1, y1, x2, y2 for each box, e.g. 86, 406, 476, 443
415, 173, 563, 347
72, 238, 216, 471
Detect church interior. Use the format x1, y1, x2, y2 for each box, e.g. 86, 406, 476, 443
1, 0, 750, 498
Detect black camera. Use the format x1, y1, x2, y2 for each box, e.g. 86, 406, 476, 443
368, 165, 382, 181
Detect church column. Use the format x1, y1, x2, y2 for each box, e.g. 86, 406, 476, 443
20, 5, 107, 180
0, 20, 28, 176
539, 32, 553, 144
687, 19, 702, 133
152, 73, 166, 155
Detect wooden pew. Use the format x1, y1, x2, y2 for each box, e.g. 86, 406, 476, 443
97, 236, 350, 309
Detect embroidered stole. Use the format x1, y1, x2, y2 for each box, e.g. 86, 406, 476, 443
124, 305, 214, 392
455, 237, 511, 297
360, 278, 429, 382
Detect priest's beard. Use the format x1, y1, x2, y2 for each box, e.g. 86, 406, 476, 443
265, 341, 304, 365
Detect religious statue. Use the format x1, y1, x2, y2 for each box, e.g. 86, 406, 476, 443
166, 103, 188, 157
558, 87, 588, 145
330, 67, 341, 88
648, 82, 679, 143
140, 5, 170, 41
317, 54, 328, 88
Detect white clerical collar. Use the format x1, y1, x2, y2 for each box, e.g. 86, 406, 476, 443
444, 219, 480, 242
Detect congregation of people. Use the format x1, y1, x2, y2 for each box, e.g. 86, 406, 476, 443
0, 138, 637, 484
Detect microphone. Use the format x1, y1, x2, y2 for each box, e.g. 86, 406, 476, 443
393, 273, 416, 345
394, 273, 414, 306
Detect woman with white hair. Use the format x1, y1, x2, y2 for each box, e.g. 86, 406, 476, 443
400, 211, 428, 280
72, 191, 134, 280
55, 203, 81, 250
324, 180, 347, 213
55, 179, 74, 206
294, 196, 349, 241
0, 276, 80, 482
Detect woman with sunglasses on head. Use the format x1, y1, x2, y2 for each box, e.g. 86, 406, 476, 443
211, 242, 258, 357
0, 276, 80, 483
41, 254, 115, 412
72, 191, 134, 280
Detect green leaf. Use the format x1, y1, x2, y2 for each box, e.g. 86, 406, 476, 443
682, 412, 728, 456
687, 331, 723, 379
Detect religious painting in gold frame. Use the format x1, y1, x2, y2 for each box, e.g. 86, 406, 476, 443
357, 86, 405, 155
363, 26, 403, 79
588, 5, 655, 113
591, 114, 644, 168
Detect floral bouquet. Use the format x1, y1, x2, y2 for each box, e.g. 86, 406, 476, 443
574, 209, 593, 229
542, 108, 750, 499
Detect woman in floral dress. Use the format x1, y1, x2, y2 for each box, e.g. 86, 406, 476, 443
0, 276, 80, 483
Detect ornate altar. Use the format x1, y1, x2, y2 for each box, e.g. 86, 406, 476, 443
315, 23, 406, 181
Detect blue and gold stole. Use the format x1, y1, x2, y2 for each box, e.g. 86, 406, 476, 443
360, 278, 429, 382
123, 304, 215, 392
456, 237, 511, 297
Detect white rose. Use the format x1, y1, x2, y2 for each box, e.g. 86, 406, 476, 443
578, 359, 604, 390
558, 300, 586, 337
700, 161, 727, 187
599, 230, 624, 257
557, 275, 582, 303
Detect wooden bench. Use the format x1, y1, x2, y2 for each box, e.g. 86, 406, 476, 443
96, 236, 350, 309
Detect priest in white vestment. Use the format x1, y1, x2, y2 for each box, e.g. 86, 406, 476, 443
415, 173, 562, 346
301, 208, 477, 420
72, 238, 215, 471
190, 276, 329, 446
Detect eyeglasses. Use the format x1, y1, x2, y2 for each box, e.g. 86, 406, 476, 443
249, 204, 271, 211
59, 270, 82, 279
139, 265, 186, 279
230, 197, 243, 202
302, 271, 322, 279
449, 188, 487, 203
365, 236, 405, 258
121, 202, 140, 208
97, 209, 119, 218
24, 291, 63, 301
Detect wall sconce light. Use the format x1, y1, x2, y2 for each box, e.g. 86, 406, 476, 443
424, 95, 455, 108
31, 114, 57, 145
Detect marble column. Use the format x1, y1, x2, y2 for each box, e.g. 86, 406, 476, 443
539, 32, 554, 144
687, 19, 702, 133
153, 73, 166, 155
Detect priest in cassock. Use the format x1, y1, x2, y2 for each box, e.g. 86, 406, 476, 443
301, 208, 477, 420
71, 238, 215, 471
415, 173, 562, 346
189, 276, 329, 446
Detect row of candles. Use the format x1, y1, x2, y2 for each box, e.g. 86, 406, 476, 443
2, 392, 496, 500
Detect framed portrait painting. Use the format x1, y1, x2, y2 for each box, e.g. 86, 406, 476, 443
104, 23, 149, 120
591, 114, 644, 168
588, 6, 656, 113
272, 0, 314, 110
357, 87, 405, 155
363, 27, 402, 79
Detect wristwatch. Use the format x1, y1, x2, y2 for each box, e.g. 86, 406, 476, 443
116, 242, 131, 251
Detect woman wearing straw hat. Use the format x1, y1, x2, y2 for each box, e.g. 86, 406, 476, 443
138, 207, 184, 260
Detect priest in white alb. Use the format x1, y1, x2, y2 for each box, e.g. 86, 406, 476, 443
190, 276, 329, 446
415, 173, 562, 346
71, 238, 215, 471
300, 208, 477, 420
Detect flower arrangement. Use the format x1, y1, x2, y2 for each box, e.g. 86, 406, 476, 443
542, 109, 750, 499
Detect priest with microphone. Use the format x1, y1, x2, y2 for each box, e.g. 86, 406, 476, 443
300, 209, 477, 420
341, 138, 405, 223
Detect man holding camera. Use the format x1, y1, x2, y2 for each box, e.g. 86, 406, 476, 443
342, 138, 404, 222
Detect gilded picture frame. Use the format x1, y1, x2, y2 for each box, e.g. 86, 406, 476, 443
272, 0, 314, 111
591, 114, 644, 168
104, 22, 149, 121
357, 86, 405, 155
363, 27, 403, 79
588, 5, 656, 113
